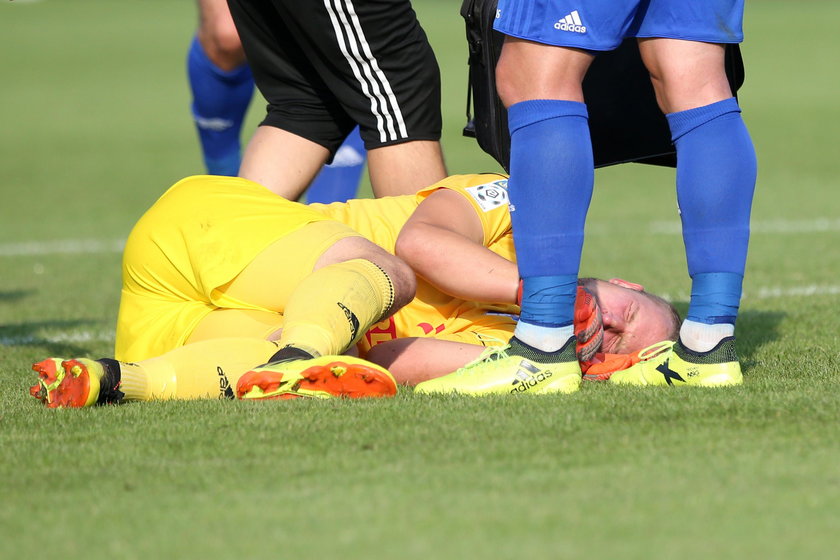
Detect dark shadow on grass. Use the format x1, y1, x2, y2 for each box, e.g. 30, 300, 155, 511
0, 319, 106, 356
0, 290, 32, 303
665, 303, 784, 372
733, 309, 785, 369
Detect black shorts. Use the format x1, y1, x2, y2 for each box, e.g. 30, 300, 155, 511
227, 0, 442, 155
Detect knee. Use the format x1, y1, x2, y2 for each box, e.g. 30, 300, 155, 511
199, 20, 246, 70
495, 57, 522, 108
642, 44, 732, 113
375, 254, 416, 312
365, 342, 397, 371
649, 72, 733, 114
496, 41, 591, 106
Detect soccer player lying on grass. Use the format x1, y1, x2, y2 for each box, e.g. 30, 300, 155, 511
29, 174, 678, 407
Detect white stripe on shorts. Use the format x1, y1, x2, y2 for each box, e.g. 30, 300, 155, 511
323, 0, 408, 143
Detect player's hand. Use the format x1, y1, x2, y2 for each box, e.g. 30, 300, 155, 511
574, 286, 603, 363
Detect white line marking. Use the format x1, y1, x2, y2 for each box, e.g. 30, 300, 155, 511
1, 331, 115, 347
2, 217, 835, 258
660, 285, 840, 302
752, 285, 840, 299
649, 218, 840, 235
0, 239, 125, 257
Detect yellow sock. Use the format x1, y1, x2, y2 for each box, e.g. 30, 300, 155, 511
118, 338, 281, 401
279, 259, 394, 356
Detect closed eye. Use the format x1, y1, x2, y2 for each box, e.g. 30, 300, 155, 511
602, 329, 621, 354
613, 301, 638, 354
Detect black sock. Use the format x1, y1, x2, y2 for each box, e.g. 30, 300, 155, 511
95, 358, 125, 405
264, 345, 315, 366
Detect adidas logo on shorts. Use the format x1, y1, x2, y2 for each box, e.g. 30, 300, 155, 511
554, 10, 586, 34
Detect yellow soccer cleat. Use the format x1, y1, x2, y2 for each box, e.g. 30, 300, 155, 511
609, 337, 743, 387
236, 355, 398, 400
30, 358, 123, 408
414, 336, 581, 396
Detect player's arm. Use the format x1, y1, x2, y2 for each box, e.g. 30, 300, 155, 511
395, 189, 519, 304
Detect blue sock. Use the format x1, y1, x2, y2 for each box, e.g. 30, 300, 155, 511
305, 127, 367, 204
187, 36, 254, 176
518, 276, 579, 328
687, 273, 743, 325
667, 97, 757, 325
507, 100, 593, 333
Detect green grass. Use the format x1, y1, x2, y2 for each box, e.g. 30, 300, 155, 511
1, 1, 839, 558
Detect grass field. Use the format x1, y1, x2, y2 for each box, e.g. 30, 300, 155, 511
1, 1, 839, 558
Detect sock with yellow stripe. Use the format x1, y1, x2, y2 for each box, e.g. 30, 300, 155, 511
277, 258, 394, 357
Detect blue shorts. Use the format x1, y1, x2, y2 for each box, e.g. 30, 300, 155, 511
494, 0, 745, 51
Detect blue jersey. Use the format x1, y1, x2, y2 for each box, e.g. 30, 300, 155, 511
494, 0, 744, 51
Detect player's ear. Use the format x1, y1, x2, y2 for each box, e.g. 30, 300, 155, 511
609, 278, 644, 292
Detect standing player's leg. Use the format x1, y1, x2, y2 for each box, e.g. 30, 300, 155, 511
191, 0, 368, 199
612, 36, 756, 386
189, 0, 253, 176
415, 41, 593, 395
366, 139, 447, 198
415, 40, 596, 395
305, 126, 367, 204
497, 39, 594, 356
226, 0, 343, 199
229, 0, 446, 199
333, 0, 447, 197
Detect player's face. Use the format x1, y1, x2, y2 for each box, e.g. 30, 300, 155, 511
581, 278, 676, 355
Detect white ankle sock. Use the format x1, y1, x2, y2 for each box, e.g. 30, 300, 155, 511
679, 320, 735, 353
513, 323, 574, 352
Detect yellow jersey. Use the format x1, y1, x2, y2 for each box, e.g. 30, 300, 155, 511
116, 173, 518, 361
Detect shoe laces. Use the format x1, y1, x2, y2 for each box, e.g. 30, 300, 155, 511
453, 344, 512, 376
637, 340, 675, 362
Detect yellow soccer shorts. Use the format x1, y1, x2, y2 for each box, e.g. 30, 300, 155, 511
115, 176, 361, 362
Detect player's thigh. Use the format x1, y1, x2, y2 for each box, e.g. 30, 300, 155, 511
635, 0, 744, 112
366, 140, 447, 197
638, 38, 732, 113
196, 0, 244, 67
187, 309, 285, 345
275, 0, 442, 151
496, 38, 594, 105
221, 220, 363, 312
238, 126, 330, 199
495, 0, 638, 50
635, 0, 745, 44
494, 0, 647, 103
197, 0, 238, 42
227, 0, 354, 153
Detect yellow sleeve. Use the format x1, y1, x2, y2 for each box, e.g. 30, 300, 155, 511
415, 173, 512, 248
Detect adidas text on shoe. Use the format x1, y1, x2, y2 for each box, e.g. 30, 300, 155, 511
610, 337, 743, 387
236, 356, 397, 400
414, 337, 581, 396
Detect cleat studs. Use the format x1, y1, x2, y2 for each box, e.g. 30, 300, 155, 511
29, 383, 46, 400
